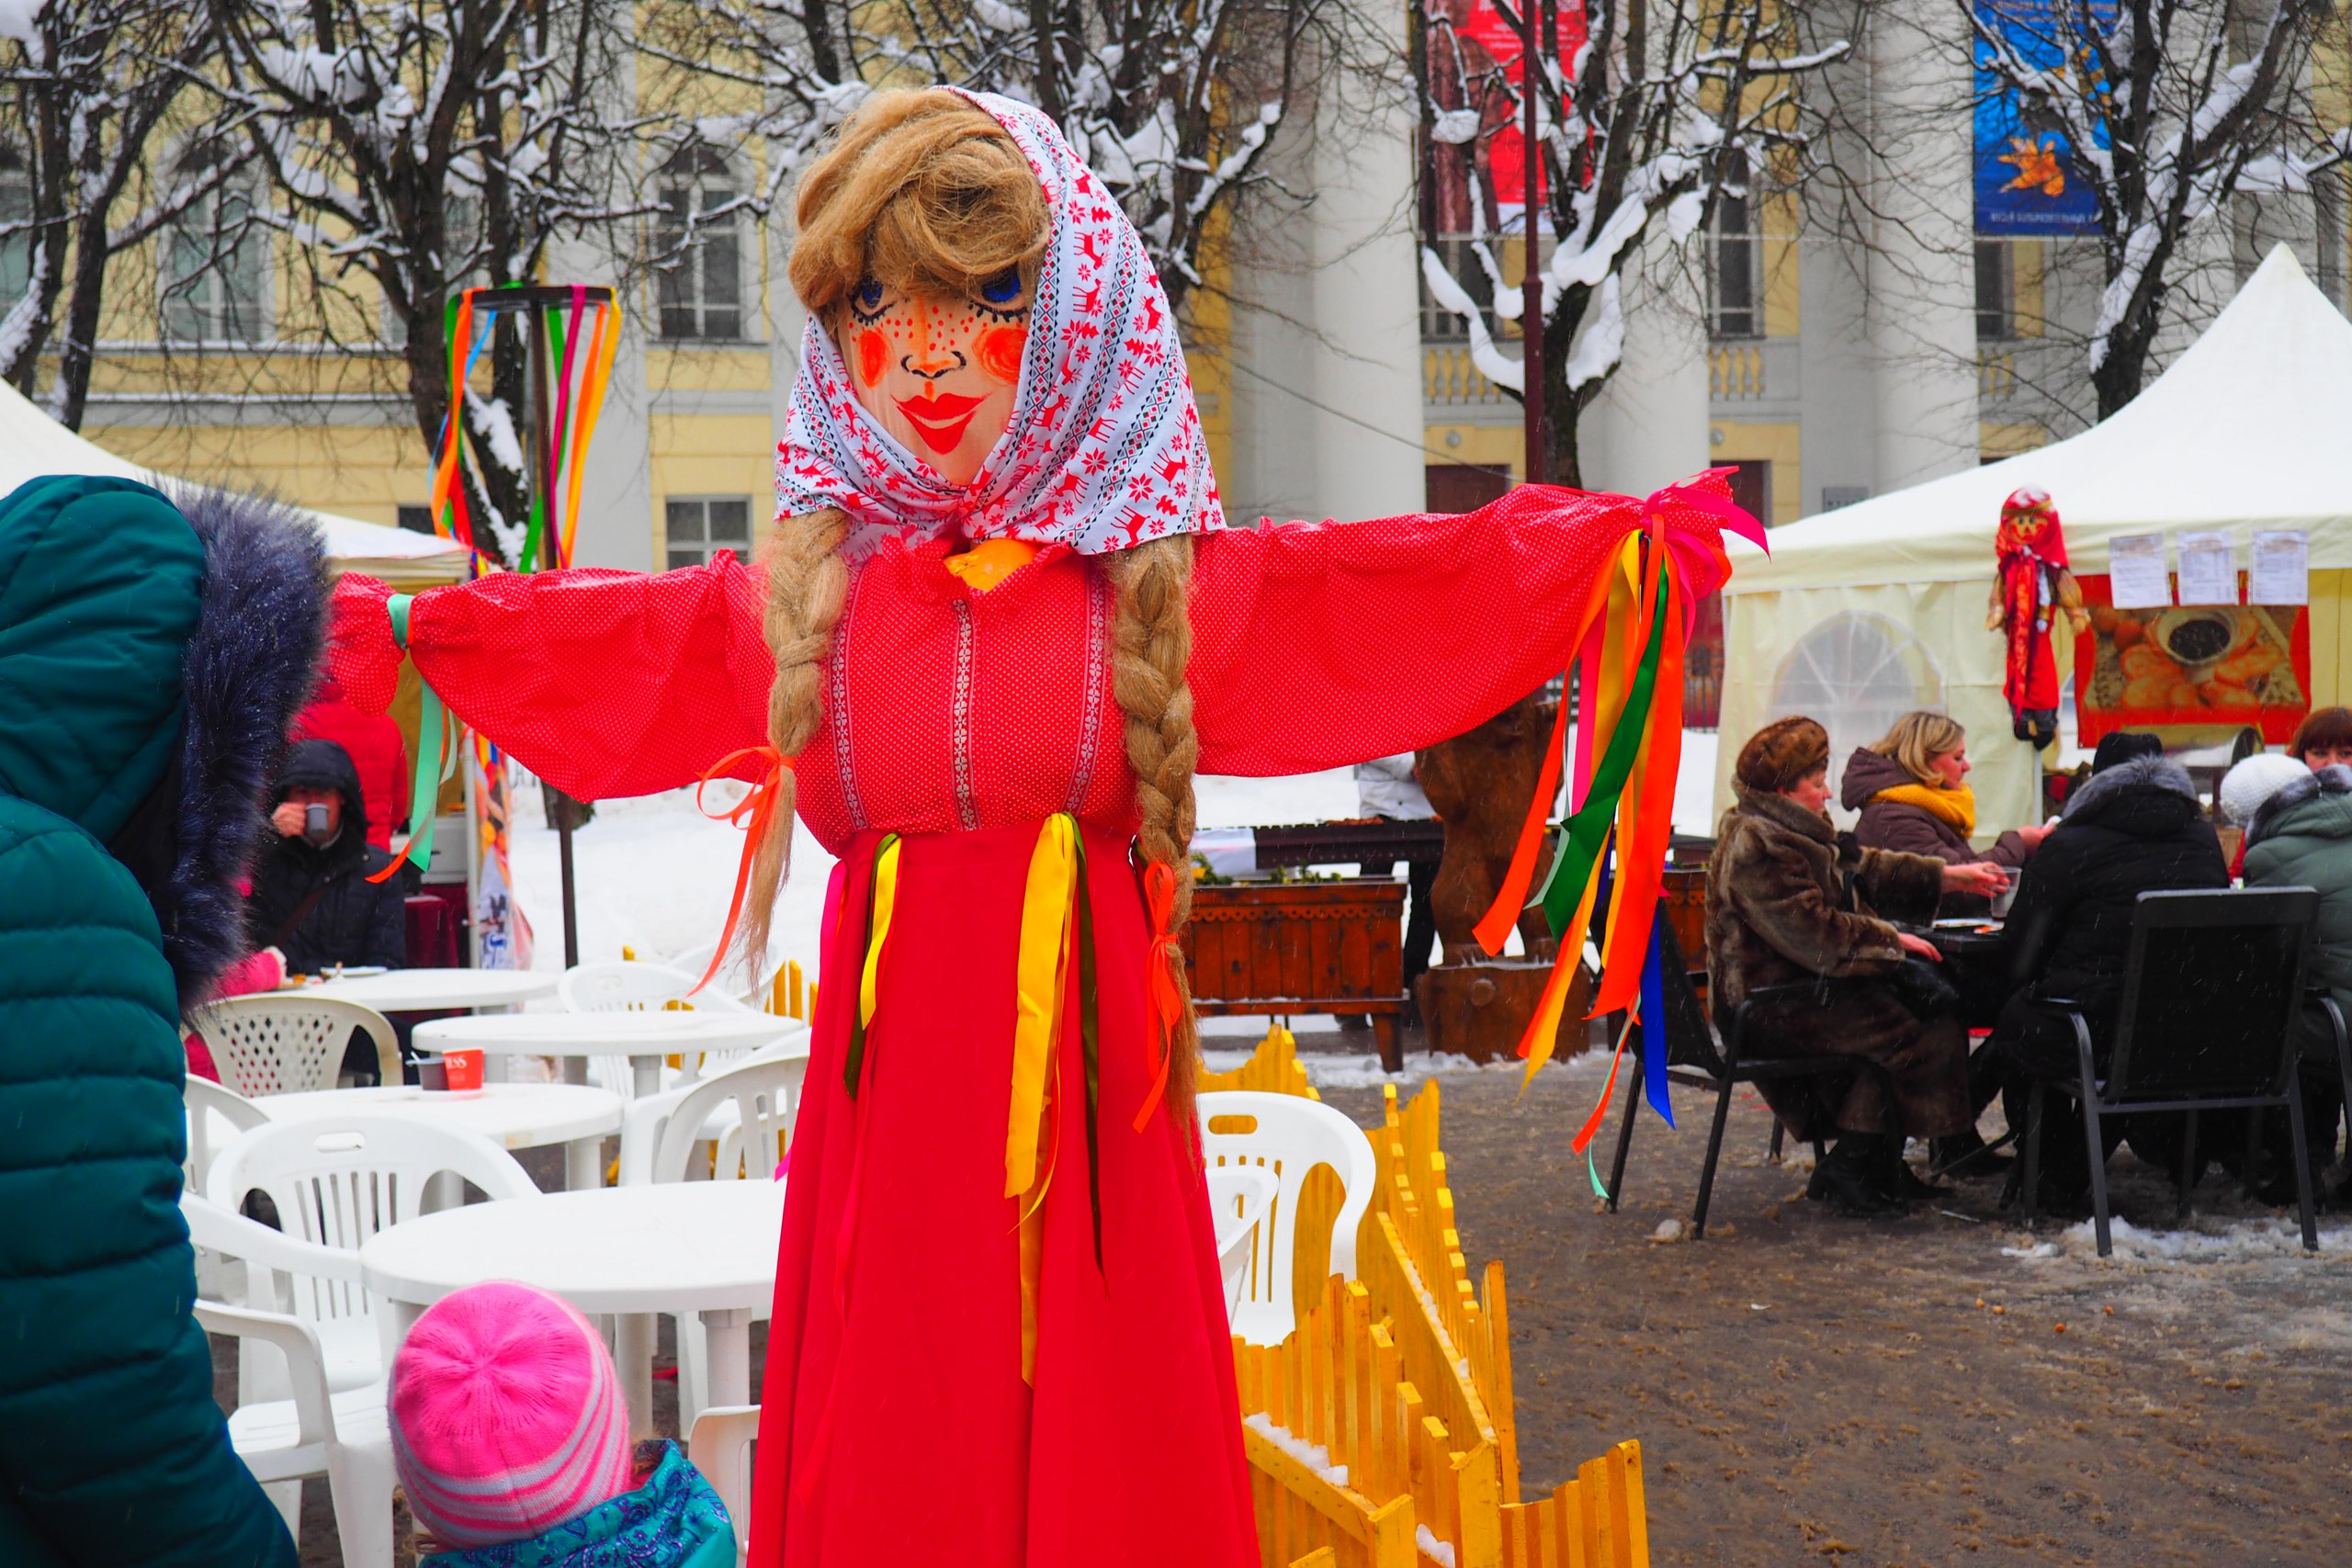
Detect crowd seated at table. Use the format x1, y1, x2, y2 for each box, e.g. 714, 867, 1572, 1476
1714, 709, 2352, 1218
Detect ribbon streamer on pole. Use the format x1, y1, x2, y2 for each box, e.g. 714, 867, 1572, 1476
1471, 472, 1767, 1138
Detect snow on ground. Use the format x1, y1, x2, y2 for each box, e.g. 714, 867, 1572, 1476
2003, 1213, 2352, 1265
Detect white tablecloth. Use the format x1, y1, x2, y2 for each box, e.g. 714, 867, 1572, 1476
307, 967, 558, 1013
255, 1084, 622, 1190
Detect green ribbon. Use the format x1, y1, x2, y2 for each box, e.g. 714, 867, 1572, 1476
1533, 569, 1671, 934
842, 833, 900, 1099
386, 595, 448, 877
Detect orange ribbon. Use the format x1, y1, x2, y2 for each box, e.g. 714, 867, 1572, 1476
690, 746, 793, 997
1133, 859, 1186, 1131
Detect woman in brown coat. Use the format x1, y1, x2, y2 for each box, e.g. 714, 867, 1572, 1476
1706, 717, 2003, 1213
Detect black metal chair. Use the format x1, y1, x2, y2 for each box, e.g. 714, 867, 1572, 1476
1602, 919, 1899, 1237
2014, 886, 2322, 1258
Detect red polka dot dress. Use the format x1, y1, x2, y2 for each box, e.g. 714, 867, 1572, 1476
324, 479, 1730, 1568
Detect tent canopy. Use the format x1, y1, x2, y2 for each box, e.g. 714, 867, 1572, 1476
1724, 246, 2352, 594
0, 376, 469, 590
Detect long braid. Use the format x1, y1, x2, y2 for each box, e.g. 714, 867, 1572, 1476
1102, 534, 1202, 1132
743, 507, 850, 964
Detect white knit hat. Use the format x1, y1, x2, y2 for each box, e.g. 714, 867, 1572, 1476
2219, 752, 2310, 827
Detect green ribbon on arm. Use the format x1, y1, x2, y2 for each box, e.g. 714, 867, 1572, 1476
386, 593, 447, 878
1532, 570, 1671, 936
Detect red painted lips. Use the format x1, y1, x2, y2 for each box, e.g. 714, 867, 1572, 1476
895, 391, 986, 455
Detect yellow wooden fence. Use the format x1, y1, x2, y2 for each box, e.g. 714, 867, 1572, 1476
1206, 1027, 1650, 1568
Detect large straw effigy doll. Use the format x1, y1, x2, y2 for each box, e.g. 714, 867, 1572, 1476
328, 88, 1753, 1568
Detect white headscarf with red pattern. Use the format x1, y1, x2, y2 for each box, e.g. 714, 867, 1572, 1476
775, 90, 1226, 559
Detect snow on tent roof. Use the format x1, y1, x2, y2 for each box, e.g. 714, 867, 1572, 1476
0, 374, 469, 589
1724, 245, 2352, 594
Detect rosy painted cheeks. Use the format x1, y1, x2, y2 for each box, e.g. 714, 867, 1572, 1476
855, 329, 888, 388
974, 325, 1027, 387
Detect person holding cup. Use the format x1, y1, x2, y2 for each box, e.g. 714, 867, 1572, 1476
244, 738, 410, 981
1841, 711, 2043, 918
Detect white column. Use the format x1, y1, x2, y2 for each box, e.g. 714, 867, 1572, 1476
1865, 0, 1979, 491
1304, 65, 1427, 519
1585, 235, 1710, 496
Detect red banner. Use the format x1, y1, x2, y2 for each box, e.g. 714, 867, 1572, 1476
1425, 0, 1589, 224
2073, 573, 2312, 745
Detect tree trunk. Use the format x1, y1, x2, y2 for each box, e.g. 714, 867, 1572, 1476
51, 209, 112, 431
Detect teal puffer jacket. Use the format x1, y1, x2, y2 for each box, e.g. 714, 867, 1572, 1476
0, 476, 324, 1567
2243, 773, 2352, 1020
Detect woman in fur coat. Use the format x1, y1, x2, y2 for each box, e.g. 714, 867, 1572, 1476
1706, 717, 2000, 1213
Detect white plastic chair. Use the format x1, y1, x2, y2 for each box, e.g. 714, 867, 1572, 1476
206, 1116, 541, 1397
620, 1051, 806, 1427
194, 993, 400, 1097
662, 939, 780, 1014
195, 1292, 394, 1568
185, 1190, 380, 1407
687, 1404, 760, 1565
186, 1078, 271, 1304
1195, 1090, 1377, 1346
622, 1048, 810, 1188
1204, 1164, 1282, 1323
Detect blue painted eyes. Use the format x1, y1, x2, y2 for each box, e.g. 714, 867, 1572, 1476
979, 270, 1022, 306
851, 278, 886, 315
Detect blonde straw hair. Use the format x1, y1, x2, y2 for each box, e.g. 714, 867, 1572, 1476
1869, 710, 1968, 788
745, 92, 1206, 1128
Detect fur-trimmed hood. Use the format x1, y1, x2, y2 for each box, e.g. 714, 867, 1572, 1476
2247, 762, 2352, 850
2059, 751, 2199, 830
0, 477, 328, 1008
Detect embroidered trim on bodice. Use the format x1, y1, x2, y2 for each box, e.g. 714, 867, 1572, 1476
950, 597, 980, 831
1067, 570, 1110, 816
830, 562, 869, 832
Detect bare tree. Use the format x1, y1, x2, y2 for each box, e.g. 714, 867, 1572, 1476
0, 0, 232, 426
1966, 0, 2344, 417
638, 0, 1380, 315
1417, 0, 1848, 485
209, 0, 656, 567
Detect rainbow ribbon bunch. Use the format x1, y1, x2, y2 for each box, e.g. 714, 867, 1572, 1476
427, 284, 621, 570
1471, 474, 1764, 1188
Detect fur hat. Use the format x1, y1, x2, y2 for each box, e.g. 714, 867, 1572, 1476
390, 1282, 635, 1551
2091, 730, 2164, 773
2220, 752, 2310, 828
1736, 716, 1830, 794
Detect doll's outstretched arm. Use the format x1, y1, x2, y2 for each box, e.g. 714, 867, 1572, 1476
329, 556, 774, 801
1185, 479, 1742, 775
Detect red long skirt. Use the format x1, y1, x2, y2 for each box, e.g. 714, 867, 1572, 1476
745, 823, 1258, 1568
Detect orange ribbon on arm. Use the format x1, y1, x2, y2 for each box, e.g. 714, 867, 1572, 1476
689, 745, 793, 997
1132, 859, 1187, 1131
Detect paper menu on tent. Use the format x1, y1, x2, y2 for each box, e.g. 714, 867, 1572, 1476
2251, 531, 2309, 605
2107, 534, 2170, 609
2177, 531, 2236, 606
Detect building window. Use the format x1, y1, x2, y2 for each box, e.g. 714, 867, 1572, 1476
397, 504, 435, 534
656, 148, 743, 342
1706, 193, 1761, 341
665, 496, 752, 570
0, 148, 30, 306
162, 141, 266, 344
1975, 241, 2016, 342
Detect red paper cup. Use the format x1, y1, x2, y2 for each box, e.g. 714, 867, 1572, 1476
442, 1048, 485, 1093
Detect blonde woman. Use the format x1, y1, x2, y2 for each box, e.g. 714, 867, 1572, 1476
326, 89, 1751, 1566
1840, 710, 2045, 908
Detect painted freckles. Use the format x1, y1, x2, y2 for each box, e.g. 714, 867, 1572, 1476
838, 271, 1030, 486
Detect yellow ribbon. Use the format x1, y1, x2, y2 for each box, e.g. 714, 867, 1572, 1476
1009, 815, 1083, 1385
860, 838, 901, 1033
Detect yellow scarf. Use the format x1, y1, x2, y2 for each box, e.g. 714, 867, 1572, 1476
1873, 781, 1976, 838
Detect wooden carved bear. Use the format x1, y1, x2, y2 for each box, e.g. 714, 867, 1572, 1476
1414, 689, 1560, 964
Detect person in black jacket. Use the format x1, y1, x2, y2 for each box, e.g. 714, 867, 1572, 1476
246, 738, 410, 976
1973, 731, 2229, 1201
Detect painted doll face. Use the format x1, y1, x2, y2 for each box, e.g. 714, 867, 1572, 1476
838, 269, 1029, 486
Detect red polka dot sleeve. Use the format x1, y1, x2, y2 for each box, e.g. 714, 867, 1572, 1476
330, 556, 774, 801
1186, 484, 1684, 776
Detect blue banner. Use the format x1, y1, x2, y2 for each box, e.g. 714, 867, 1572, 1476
1973, 0, 2109, 236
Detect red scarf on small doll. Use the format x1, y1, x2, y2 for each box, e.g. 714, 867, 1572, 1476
1996, 486, 2067, 714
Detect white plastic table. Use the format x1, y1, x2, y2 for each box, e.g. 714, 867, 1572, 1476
414, 1011, 805, 1096
307, 967, 558, 1013
360, 1181, 786, 1435
256, 1084, 623, 1192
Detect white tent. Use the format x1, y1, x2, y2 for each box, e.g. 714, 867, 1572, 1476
0, 376, 469, 590
1714, 244, 2352, 833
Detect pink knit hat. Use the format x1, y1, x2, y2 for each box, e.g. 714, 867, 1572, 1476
390, 1281, 635, 1550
